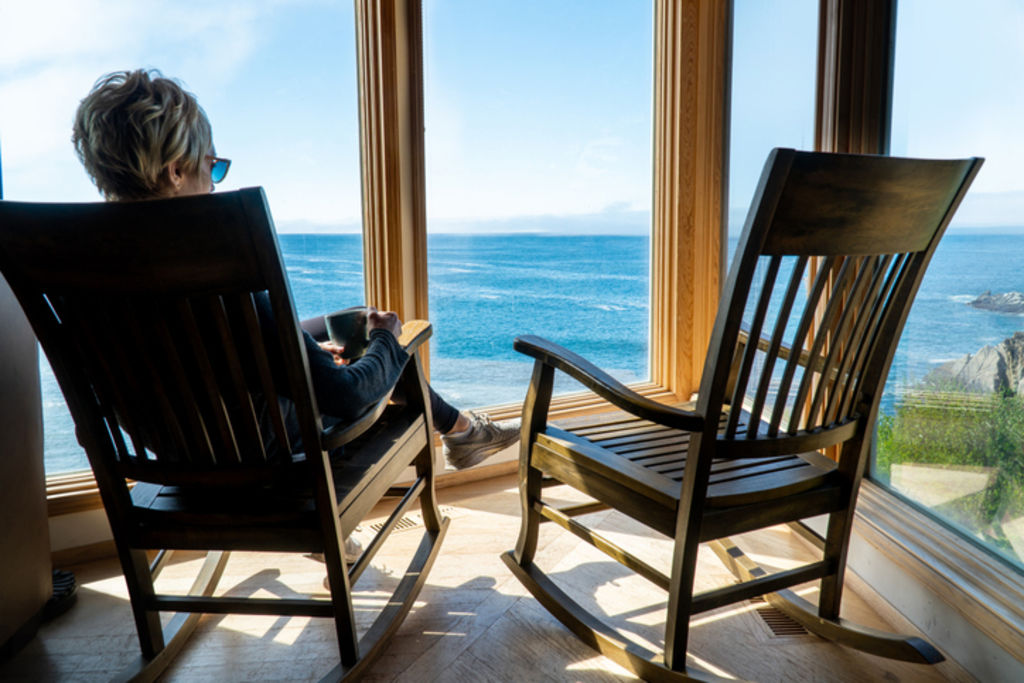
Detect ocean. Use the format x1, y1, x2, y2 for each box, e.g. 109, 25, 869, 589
39, 230, 1024, 474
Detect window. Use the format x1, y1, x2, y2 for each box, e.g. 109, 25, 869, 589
728, 0, 817, 249
0, 1, 361, 475
421, 0, 653, 408
873, 0, 1024, 572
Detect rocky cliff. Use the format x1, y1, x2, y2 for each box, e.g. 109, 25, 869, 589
925, 331, 1024, 394
969, 291, 1024, 314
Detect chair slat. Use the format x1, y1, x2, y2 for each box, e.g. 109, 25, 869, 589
843, 253, 914, 418
825, 254, 893, 424
125, 306, 197, 462
72, 300, 175, 461
205, 296, 267, 464
768, 255, 836, 437
150, 308, 217, 464
54, 298, 144, 461
236, 292, 294, 459
606, 434, 689, 455
748, 255, 809, 434
788, 256, 856, 434
174, 299, 242, 463
807, 256, 876, 427
726, 255, 781, 437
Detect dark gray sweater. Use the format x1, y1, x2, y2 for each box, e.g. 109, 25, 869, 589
255, 293, 408, 456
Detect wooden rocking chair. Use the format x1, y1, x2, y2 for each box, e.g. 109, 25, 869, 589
0, 188, 448, 681
502, 149, 982, 680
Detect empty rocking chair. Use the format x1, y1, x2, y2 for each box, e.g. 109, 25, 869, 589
503, 149, 982, 680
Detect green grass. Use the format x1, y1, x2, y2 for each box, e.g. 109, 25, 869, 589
876, 388, 1024, 560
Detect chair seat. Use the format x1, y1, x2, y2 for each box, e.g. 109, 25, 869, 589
533, 404, 842, 539
126, 403, 430, 550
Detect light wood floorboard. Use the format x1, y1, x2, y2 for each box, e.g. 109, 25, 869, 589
1, 475, 974, 682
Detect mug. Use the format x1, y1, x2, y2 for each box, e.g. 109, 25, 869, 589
324, 306, 370, 360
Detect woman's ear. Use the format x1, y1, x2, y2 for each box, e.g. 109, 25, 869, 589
163, 160, 186, 195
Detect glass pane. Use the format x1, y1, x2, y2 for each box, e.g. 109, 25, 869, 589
422, 1, 653, 408
874, 0, 1024, 572
728, 0, 817, 258
0, 3, 361, 474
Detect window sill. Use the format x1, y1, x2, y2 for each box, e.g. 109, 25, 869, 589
47, 471, 104, 517
855, 480, 1024, 667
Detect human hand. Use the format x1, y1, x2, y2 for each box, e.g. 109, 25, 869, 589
318, 341, 348, 365
366, 306, 402, 339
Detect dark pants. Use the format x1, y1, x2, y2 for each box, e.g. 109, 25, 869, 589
301, 315, 460, 433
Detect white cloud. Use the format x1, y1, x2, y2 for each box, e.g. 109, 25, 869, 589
575, 135, 624, 177
0, 1, 332, 82
0, 0, 337, 201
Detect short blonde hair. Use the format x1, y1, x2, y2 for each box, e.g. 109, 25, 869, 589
72, 69, 212, 200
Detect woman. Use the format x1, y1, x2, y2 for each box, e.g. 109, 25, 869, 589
71, 69, 519, 473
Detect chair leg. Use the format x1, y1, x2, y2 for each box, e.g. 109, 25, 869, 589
513, 459, 543, 565
323, 529, 361, 668
119, 548, 165, 658
819, 507, 854, 620
513, 360, 553, 565
404, 348, 443, 535
114, 550, 230, 683
664, 536, 702, 673
414, 439, 444, 534
321, 516, 450, 682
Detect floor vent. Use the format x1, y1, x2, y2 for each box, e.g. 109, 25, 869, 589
750, 597, 809, 637
369, 506, 455, 534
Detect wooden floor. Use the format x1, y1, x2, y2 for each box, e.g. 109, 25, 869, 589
1, 474, 974, 682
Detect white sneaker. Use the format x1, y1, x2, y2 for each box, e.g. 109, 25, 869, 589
343, 535, 362, 564
308, 533, 362, 565
441, 411, 521, 470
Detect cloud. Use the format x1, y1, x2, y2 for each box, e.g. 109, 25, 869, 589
575, 135, 624, 177
0, 0, 333, 200
0, 1, 327, 80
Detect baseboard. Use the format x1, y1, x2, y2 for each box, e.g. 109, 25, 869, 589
52, 540, 117, 567
435, 459, 517, 489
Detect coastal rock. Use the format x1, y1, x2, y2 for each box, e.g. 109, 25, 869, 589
969, 290, 1024, 314
926, 331, 1024, 394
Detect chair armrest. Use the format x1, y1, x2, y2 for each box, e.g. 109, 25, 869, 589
320, 321, 432, 451
514, 334, 704, 432
320, 392, 393, 451
398, 319, 432, 355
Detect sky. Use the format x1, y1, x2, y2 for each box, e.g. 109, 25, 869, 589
1, 0, 1022, 232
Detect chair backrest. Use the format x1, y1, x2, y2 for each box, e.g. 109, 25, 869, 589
697, 149, 982, 458
0, 188, 321, 487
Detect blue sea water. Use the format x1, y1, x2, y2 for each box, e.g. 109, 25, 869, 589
39, 230, 1024, 474
891, 232, 1024, 384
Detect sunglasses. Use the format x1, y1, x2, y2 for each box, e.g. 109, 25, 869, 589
207, 155, 231, 184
